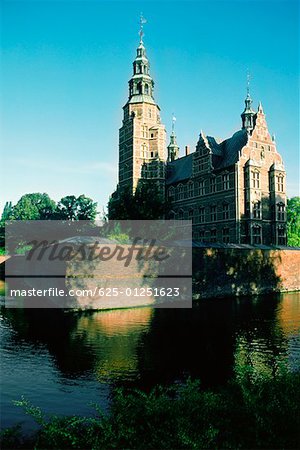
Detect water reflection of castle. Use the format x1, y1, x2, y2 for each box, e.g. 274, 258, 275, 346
3, 294, 299, 386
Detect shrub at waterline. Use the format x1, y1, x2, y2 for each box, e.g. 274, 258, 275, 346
1, 363, 300, 449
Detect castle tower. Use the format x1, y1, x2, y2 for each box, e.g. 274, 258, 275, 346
118, 17, 166, 192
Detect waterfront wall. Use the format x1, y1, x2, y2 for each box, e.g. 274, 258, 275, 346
1, 247, 300, 304
193, 247, 300, 299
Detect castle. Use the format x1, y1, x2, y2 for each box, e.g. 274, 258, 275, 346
113, 25, 287, 246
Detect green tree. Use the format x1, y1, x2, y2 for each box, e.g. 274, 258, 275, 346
1, 201, 13, 222
11, 193, 56, 220
56, 195, 97, 221
108, 182, 168, 220
287, 196, 300, 247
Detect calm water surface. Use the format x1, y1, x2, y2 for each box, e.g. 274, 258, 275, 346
1, 292, 300, 431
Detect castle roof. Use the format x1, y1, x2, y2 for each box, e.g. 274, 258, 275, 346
166, 129, 248, 185
166, 153, 193, 184
214, 129, 248, 169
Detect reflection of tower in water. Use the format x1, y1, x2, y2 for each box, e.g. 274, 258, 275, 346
73, 308, 153, 381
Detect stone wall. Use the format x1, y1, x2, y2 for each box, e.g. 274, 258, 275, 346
193, 247, 300, 299
2, 247, 299, 305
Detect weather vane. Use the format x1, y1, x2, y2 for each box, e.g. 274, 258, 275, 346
246, 69, 251, 95
139, 13, 147, 43
172, 113, 176, 132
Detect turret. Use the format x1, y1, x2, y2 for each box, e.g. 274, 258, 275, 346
167, 115, 179, 161
241, 73, 255, 133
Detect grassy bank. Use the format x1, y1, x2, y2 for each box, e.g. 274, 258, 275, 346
1, 364, 300, 449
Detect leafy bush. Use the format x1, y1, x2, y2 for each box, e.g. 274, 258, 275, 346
1, 363, 300, 450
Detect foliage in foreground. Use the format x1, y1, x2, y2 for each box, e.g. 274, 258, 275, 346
287, 196, 300, 246
1, 365, 300, 450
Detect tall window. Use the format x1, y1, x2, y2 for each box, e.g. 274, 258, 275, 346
188, 209, 194, 222
277, 203, 285, 221
199, 207, 205, 223
222, 228, 230, 243
183, 184, 188, 199
210, 229, 217, 243
178, 209, 184, 224
253, 201, 261, 219
168, 187, 175, 202
199, 180, 205, 196
223, 203, 229, 220
251, 170, 260, 188
178, 184, 184, 200
252, 225, 262, 244
276, 175, 284, 192
188, 182, 194, 197
277, 227, 286, 245
222, 173, 230, 190
199, 230, 205, 242
141, 143, 147, 158
210, 206, 217, 222
210, 177, 216, 193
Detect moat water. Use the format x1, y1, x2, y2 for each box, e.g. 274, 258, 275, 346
1, 292, 299, 431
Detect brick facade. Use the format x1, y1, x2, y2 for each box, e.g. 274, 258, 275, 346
115, 38, 287, 246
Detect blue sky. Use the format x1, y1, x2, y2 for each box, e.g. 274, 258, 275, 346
1, 0, 299, 215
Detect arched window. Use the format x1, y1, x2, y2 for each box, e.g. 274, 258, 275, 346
137, 81, 142, 94
144, 84, 149, 95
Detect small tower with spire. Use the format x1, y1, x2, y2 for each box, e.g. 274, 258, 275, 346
241, 72, 255, 133
167, 115, 179, 161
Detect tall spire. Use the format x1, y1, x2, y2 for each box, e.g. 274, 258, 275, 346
127, 15, 155, 105
241, 70, 255, 133
168, 114, 179, 161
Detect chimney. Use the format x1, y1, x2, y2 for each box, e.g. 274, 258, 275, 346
185, 145, 190, 156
